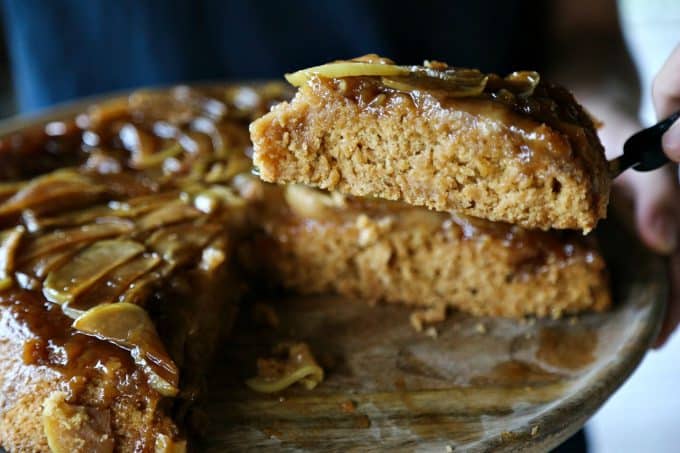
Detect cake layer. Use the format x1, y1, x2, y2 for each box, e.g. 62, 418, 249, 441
251, 56, 610, 232
257, 185, 610, 319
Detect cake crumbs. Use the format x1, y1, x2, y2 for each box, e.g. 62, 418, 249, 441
475, 322, 486, 334
445, 445, 455, 452
339, 400, 356, 414
410, 305, 446, 332
424, 326, 438, 338
500, 431, 517, 442
531, 425, 539, 437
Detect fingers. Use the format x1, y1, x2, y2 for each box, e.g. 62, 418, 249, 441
653, 44, 680, 162
662, 120, 680, 162
622, 168, 680, 348
653, 44, 680, 119
654, 250, 680, 348
617, 167, 679, 254
635, 44, 680, 348
620, 168, 680, 348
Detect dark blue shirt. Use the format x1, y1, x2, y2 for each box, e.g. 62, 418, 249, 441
1, 0, 546, 112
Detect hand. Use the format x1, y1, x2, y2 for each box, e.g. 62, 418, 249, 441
625, 44, 680, 347
616, 167, 680, 349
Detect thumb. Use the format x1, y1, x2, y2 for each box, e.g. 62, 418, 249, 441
623, 167, 678, 255
662, 120, 680, 162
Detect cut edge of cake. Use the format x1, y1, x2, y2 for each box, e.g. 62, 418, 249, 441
253, 184, 611, 322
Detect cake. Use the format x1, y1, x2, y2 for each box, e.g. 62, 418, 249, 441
250, 55, 611, 232
0, 85, 282, 452
0, 83, 609, 452
256, 185, 609, 321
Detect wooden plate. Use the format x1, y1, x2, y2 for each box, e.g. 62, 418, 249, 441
0, 93, 667, 453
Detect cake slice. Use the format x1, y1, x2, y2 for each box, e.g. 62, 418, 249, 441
254, 184, 610, 323
251, 55, 610, 232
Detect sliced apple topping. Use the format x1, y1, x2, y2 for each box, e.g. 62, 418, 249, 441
73, 303, 179, 396
382, 67, 488, 97
203, 156, 252, 184
62, 253, 162, 319
0, 226, 24, 290
43, 239, 145, 306
192, 185, 246, 214
285, 60, 410, 87
78, 97, 131, 130
0, 169, 106, 219
285, 56, 545, 101
0, 180, 26, 203
284, 184, 346, 220
23, 205, 122, 233
16, 220, 134, 268
284, 55, 489, 98
487, 71, 541, 97
0, 85, 277, 418
136, 199, 202, 232
19, 243, 84, 281
146, 222, 221, 267
246, 342, 324, 394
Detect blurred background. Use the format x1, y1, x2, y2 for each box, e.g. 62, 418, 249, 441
0, 0, 679, 451
0, 27, 13, 117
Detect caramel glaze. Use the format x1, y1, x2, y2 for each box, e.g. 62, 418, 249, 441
0, 119, 160, 408
316, 74, 607, 204
0, 289, 174, 451
0, 84, 292, 449
0, 121, 85, 181
0, 289, 149, 405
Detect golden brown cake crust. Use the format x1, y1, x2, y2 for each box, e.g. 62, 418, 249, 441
251, 62, 611, 232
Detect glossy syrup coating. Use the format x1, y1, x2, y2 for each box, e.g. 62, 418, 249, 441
0, 83, 292, 452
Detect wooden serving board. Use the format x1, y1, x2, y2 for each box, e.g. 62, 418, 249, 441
200, 216, 666, 452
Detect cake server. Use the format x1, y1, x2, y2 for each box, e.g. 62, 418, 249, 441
609, 110, 680, 176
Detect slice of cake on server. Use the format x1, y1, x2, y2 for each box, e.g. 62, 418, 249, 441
251, 55, 611, 233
